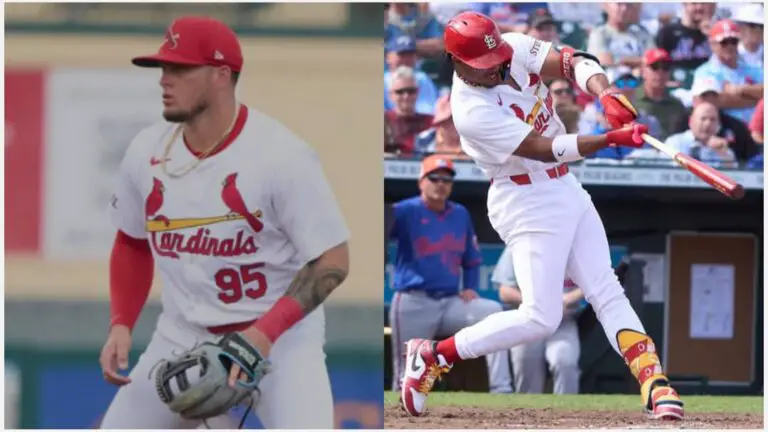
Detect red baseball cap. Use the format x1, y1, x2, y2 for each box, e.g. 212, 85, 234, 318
132, 16, 243, 72
643, 48, 671, 65
709, 19, 740, 42
420, 154, 456, 178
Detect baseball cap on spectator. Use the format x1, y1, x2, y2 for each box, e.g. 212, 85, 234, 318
607, 66, 635, 83
527, 8, 556, 29
387, 34, 417, 54
132, 16, 243, 72
691, 77, 723, 97
709, 19, 740, 42
643, 48, 672, 66
432, 94, 452, 126
420, 154, 456, 178
732, 4, 764, 26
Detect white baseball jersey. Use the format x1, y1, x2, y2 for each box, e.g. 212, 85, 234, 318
108, 105, 350, 327
451, 32, 568, 179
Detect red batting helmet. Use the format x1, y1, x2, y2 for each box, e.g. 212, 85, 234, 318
444, 11, 513, 69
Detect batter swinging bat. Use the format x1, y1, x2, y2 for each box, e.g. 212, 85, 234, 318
641, 133, 745, 200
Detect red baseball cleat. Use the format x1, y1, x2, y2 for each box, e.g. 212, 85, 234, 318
399, 339, 453, 417
646, 385, 685, 420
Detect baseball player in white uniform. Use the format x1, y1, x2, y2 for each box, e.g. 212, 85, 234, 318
400, 12, 684, 421
98, 16, 350, 429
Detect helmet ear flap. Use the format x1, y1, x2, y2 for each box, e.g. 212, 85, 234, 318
443, 52, 455, 70
441, 53, 456, 82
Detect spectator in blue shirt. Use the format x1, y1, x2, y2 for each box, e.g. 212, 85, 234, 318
693, 19, 764, 124
385, 35, 439, 115
388, 155, 512, 395
731, 4, 764, 69
665, 102, 738, 169
385, 3, 444, 57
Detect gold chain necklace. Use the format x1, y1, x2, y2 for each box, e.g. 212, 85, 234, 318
160, 104, 240, 179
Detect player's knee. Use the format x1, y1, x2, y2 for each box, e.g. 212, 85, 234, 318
524, 309, 561, 340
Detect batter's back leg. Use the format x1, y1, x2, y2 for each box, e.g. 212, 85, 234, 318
564, 202, 684, 420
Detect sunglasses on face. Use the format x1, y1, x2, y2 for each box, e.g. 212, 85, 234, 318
426, 173, 454, 184
649, 62, 671, 71
394, 87, 418, 95
719, 38, 739, 47
614, 77, 640, 89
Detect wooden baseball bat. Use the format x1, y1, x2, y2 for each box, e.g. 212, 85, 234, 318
641, 133, 745, 200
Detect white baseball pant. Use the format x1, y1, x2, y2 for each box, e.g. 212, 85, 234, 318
454, 173, 646, 361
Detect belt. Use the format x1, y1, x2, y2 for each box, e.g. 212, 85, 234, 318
207, 319, 256, 335
490, 164, 569, 185
399, 289, 457, 300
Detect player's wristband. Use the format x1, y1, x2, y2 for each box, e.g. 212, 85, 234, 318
252, 297, 306, 343
552, 134, 582, 163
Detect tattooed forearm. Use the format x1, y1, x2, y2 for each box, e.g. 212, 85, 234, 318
284, 259, 349, 314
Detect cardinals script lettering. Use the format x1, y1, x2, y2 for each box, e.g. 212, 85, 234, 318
144, 174, 264, 259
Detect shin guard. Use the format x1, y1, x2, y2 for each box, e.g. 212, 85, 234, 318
616, 329, 673, 410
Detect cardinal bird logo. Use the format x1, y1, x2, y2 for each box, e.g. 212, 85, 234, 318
509, 104, 526, 122
146, 177, 171, 227
222, 173, 264, 233
163, 28, 180, 49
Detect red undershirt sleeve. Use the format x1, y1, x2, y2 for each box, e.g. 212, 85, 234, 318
110, 230, 154, 330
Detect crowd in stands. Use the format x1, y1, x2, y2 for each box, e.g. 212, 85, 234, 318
384, 2, 764, 170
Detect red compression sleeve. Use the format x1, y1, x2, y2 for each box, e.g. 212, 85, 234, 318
110, 230, 154, 330
252, 297, 306, 343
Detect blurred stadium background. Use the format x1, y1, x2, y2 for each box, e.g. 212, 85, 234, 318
384, 2, 763, 397
5, 2, 383, 429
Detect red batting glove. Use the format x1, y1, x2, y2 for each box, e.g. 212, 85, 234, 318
600, 89, 639, 129
605, 123, 648, 148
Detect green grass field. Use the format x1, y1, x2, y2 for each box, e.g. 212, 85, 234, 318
384, 391, 764, 414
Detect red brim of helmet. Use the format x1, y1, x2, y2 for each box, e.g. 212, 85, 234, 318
462, 42, 513, 70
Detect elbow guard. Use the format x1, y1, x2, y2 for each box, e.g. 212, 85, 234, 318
573, 57, 607, 94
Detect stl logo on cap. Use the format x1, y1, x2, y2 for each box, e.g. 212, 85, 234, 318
164, 28, 180, 49
436, 158, 448, 167
484, 34, 497, 49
